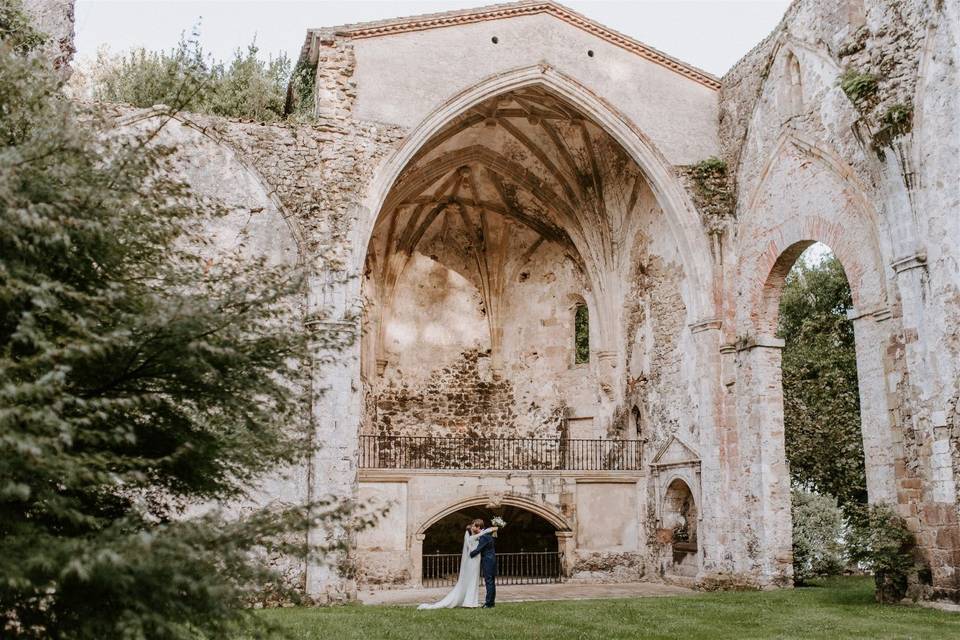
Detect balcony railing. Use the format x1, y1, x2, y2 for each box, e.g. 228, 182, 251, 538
358, 435, 642, 471
423, 551, 563, 587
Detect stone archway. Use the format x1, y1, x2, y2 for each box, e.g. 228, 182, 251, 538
731, 141, 899, 585
411, 495, 574, 586
415, 495, 573, 535
355, 65, 717, 323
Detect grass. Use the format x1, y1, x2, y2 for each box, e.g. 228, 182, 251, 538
256, 577, 960, 640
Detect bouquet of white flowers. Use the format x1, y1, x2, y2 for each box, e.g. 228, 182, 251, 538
491, 516, 506, 528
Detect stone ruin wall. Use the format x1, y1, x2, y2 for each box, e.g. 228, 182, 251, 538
719, 0, 960, 599
22, 0, 74, 74
21, 0, 960, 602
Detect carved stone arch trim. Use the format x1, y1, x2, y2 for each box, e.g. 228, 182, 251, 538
737, 132, 888, 334
114, 108, 308, 263
414, 494, 573, 535
730, 34, 842, 177
357, 64, 717, 322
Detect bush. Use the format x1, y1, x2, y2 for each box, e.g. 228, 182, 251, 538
87, 34, 292, 121
791, 487, 846, 585
847, 504, 919, 603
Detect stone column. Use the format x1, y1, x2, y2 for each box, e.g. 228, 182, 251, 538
688, 319, 727, 579
847, 305, 899, 504
891, 253, 960, 599
304, 267, 363, 601
555, 530, 576, 577
735, 335, 792, 587
411, 533, 426, 587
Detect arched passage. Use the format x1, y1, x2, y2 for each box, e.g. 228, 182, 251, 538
731, 138, 899, 586
417, 497, 570, 587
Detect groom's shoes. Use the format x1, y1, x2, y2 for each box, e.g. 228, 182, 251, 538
481, 605, 495, 609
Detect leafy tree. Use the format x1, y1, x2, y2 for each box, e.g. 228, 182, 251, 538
0, 6, 355, 638
778, 254, 868, 514
847, 504, 919, 603
791, 487, 846, 584
85, 34, 292, 122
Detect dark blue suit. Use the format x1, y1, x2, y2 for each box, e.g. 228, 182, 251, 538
469, 533, 497, 606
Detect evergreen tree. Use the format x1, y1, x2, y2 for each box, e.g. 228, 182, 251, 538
0, 4, 351, 637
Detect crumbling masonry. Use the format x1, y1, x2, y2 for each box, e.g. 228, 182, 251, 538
29, 0, 960, 602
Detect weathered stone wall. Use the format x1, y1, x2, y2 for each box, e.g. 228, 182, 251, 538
22, 0, 74, 73
46, 0, 958, 603
719, 0, 960, 600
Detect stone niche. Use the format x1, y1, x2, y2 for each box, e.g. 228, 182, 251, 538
649, 436, 701, 579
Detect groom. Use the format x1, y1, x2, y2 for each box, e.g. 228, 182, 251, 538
469, 518, 497, 608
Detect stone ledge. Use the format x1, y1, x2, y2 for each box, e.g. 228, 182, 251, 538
359, 468, 645, 481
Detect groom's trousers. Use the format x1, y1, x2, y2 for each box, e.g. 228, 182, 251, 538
481, 558, 496, 606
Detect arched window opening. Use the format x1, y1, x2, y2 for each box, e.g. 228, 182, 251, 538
786, 52, 803, 116
631, 405, 642, 441
574, 303, 590, 364
776, 244, 866, 508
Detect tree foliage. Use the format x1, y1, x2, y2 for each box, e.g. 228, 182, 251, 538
0, 8, 353, 638
778, 254, 868, 514
847, 504, 919, 603
574, 303, 589, 364
791, 487, 846, 585
84, 34, 292, 122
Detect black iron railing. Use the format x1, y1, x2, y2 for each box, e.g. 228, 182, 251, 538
358, 435, 641, 471
422, 551, 563, 587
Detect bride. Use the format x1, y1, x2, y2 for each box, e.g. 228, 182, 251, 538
418, 519, 497, 609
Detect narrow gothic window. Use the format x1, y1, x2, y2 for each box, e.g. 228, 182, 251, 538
787, 53, 803, 115
574, 303, 590, 364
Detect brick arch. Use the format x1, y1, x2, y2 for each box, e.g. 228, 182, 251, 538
415, 494, 572, 535
735, 133, 889, 337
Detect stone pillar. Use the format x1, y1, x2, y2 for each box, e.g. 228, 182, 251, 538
555, 530, 576, 576
688, 319, 728, 579
735, 335, 792, 587
304, 267, 363, 601
891, 253, 960, 600
411, 533, 425, 587
847, 305, 899, 504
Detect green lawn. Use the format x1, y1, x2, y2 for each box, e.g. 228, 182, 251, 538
257, 577, 959, 640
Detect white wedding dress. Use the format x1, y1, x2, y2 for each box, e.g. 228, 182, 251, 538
417, 528, 493, 609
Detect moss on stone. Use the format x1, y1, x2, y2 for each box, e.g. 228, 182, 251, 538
682, 157, 735, 229
872, 103, 914, 158
839, 69, 879, 107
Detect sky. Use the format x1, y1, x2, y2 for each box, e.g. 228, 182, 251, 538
74, 0, 792, 77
